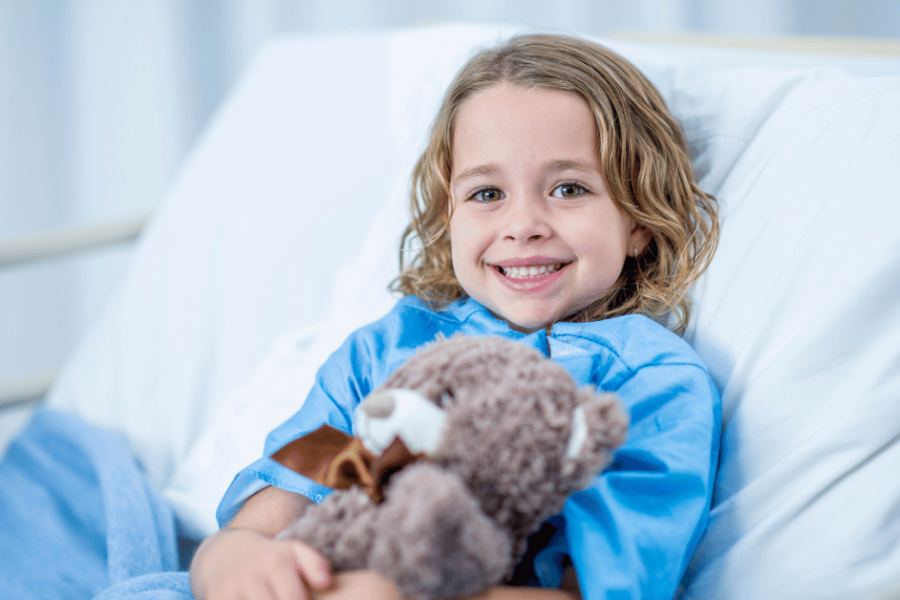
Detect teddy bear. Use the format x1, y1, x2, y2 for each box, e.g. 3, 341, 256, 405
273, 334, 628, 600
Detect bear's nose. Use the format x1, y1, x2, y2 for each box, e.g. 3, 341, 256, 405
361, 392, 396, 419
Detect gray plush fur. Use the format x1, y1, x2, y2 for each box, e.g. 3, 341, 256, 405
279, 335, 628, 600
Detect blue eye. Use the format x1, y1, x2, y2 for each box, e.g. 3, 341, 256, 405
552, 183, 586, 199
469, 187, 504, 203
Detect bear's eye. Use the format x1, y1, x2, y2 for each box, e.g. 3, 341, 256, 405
437, 389, 454, 407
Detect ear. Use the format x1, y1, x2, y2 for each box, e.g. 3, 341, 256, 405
561, 389, 629, 482
628, 223, 652, 258
565, 405, 589, 459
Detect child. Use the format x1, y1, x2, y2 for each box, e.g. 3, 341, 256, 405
190, 33, 720, 600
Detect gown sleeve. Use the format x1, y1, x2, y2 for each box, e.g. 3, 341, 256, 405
553, 358, 721, 600
215, 325, 382, 527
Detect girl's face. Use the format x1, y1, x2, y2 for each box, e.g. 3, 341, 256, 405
448, 83, 648, 333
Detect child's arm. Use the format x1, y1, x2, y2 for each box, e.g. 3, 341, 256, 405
190, 485, 332, 600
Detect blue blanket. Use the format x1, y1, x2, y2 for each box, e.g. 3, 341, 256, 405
0, 408, 193, 599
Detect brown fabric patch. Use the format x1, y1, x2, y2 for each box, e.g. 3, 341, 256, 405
271, 424, 423, 503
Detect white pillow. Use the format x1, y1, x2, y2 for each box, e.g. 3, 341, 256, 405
679, 70, 900, 599
618, 41, 900, 598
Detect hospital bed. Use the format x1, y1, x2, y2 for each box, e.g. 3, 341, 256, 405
1, 22, 899, 600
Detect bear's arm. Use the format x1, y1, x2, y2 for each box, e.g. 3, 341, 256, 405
312, 570, 579, 600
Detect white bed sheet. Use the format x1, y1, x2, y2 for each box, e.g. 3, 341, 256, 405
39, 23, 900, 600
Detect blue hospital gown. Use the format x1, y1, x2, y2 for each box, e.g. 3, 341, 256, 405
217, 295, 721, 600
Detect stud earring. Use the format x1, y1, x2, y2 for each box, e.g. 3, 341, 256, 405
632, 245, 638, 258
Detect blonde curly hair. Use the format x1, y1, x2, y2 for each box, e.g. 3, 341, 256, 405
391, 33, 718, 334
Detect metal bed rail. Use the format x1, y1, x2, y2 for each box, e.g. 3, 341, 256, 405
0, 215, 148, 410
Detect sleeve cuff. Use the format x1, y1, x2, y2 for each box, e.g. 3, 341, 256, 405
216, 456, 334, 528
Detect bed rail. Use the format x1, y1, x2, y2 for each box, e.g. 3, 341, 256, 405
607, 31, 900, 56
0, 215, 148, 410
0, 370, 59, 411
0, 216, 147, 269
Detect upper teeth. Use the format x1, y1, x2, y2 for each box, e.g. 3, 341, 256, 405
501, 264, 562, 278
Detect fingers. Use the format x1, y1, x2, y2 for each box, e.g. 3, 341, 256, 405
252, 540, 329, 600
287, 540, 332, 590
265, 569, 308, 600
191, 530, 331, 600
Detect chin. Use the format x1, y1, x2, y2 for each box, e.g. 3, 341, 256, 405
506, 322, 544, 334
505, 314, 558, 334
483, 302, 561, 333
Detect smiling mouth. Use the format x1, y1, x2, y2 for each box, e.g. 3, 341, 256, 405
495, 262, 569, 279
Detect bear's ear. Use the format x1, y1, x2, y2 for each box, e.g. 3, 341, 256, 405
565, 405, 589, 459
561, 389, 629, 481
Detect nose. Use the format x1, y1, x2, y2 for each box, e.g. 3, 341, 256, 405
502, 193, 551, 242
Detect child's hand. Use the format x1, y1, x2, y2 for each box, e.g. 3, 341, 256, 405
310, 571, 401, 600
190, 528, 331, 600
308, 570, 578, 600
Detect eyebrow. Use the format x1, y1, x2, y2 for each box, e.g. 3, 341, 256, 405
452, 159, 601, 187
452, 164, 499, 187
545, 159, 602, 177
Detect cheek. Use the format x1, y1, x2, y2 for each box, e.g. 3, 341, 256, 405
448, 217, 488, 285
447, 221, 468, 276
448, 214, 476, 257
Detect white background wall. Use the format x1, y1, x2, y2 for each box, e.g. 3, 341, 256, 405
1, 0, 899, 385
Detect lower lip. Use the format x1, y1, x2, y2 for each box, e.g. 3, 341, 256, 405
492, 264, 568, 293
